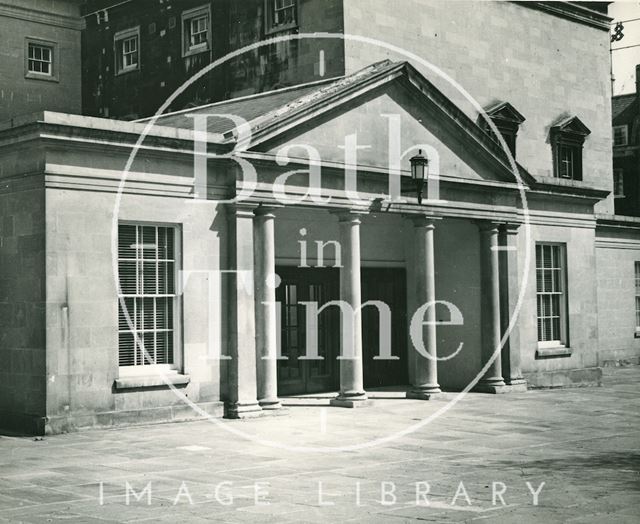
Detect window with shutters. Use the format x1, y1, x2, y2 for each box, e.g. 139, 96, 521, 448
118, 224, 180, 374
536, 243, 568, 348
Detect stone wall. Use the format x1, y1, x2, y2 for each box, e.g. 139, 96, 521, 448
82, 0, 345, 119
0, 176, 47, 434
0, 0, 82, 122
342, 0, 614, 213
595, 223, 640, 366
43, 185, 225, 434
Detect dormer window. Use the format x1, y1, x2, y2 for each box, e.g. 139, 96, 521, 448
550, 116, 590, 181
482, 101, 525, 158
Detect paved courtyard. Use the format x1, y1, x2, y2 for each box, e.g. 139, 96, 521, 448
1, 368, 638, 523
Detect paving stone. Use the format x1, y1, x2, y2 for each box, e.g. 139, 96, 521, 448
0, 368, 639, 522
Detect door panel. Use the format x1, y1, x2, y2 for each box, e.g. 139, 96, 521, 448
276, 267, 339, 395
362, 268, 408, 388
275, 266, 407, 395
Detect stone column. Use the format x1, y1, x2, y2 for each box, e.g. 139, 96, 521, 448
225, 204, 262, 418
476, 220, 507, 393
254, 206, 281, 409
499, 223, 527, 391
407, 215, 441, 399
330, 211, 369, 408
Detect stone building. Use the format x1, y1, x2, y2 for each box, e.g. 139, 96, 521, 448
0, 0, 83, 122
612, 64, 640, 217
81, 0, 345, 119
1, 1, 639, 436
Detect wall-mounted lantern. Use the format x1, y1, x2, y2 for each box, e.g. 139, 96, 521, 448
410, 149, 429, 204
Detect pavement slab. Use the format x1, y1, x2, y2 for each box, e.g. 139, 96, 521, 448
0, 367, 638, 523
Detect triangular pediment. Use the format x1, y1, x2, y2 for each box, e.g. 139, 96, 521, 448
246, 62, 533, 186
551, 115, 591, 137
485, 101, 526, 125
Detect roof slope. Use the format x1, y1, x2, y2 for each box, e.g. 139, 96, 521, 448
147, 62, 400, 137
144, 79, 337, 135
612, 94, 638, 126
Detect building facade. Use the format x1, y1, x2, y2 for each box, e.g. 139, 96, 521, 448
2, 1, 640, 436
612, 65, 640, 217
0, 0, 83, 122
81, 0, 345, 119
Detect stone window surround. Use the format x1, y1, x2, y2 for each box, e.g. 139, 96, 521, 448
181, 4, 212, 58
117, 221, 183, 380
264, 0, 298, 35
24, 37, 59, 82
114, 26, 140, 75
535, 242, 571, 359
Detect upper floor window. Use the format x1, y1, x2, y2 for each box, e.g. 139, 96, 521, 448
614, 168, 625, 198
25, 39, 58, 82
115, 27, 140, 74
182, 5, 211, 57
550, 116, 591, 181
613, 125, 628, 147
482, 101, 526, 158
266, 0, 297, 33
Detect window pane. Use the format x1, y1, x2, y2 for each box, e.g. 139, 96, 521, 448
118, 224, 176, 366
536, 244, 565, 343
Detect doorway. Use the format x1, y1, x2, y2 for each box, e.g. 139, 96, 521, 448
275, 266, 408, 395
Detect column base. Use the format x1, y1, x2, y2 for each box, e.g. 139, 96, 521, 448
224, 402, 263, 419
474, 379, 508, 394
330, 393, 371, 408
406, 384, 441, 400
406, 390, 439, 400
259, 399, 282, 410
505, 378, 528, 392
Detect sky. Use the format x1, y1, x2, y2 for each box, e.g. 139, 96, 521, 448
610, 0, 640, 95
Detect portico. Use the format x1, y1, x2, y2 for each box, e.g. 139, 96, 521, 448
224, 199, 526, 417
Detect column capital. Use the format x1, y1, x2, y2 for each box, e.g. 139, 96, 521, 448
226, 202, 258, 219
253, 204, 283, 218
475, 219, 503, 233
408, 214, 442, 228
500, 222, 521, 235
331, 209, 369, 223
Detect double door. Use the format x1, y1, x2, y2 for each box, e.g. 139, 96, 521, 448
276, 266, 408, 395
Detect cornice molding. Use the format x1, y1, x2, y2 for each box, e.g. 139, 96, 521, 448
513, 1, 612, 31
0, 2, 84, 30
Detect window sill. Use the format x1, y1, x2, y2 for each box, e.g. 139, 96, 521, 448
115, 67, 140, 77
535, 346, 573, 359
265, 23, 298, 36
182, 46, 210, 58
25, 72, 58, 83
114, 374, 190, 390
